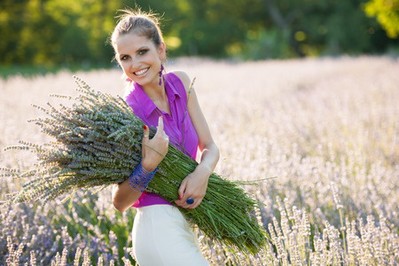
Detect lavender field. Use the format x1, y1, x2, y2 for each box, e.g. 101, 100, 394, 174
1, 56, 399, 265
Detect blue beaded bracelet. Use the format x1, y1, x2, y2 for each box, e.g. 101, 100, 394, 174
128, 162, 158, 192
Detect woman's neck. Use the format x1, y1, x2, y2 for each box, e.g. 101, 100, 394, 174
143, 82, 166, 102
142, 82, 170, 114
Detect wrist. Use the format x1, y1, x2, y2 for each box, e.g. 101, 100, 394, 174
128, 162, 158, 192
141, 159, 158, 172
196, 164, 212, 177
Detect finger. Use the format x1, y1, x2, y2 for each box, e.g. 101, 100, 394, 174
142, 125, 150, 141
183, 196, 201, 209
174, 199, 185, 207
188, 198, 202, 209
157, 116, 164, 131
174, 197, 187, 207
178, 179, 187, 201
174, 182, 188, 206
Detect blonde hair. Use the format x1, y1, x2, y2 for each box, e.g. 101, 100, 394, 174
110, 8, 164, 50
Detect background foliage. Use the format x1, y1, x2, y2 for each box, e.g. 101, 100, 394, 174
0, 0, 398, 69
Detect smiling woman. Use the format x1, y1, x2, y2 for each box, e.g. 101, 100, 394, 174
114, 33, 166, 89
113, 31, 164, 78
108, 8, 220, 266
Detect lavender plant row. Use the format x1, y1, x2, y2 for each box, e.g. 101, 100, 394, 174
2, 76, 267, 254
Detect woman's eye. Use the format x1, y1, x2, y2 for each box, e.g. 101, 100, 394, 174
138, 49, 149, 56
120, 55, 129, 61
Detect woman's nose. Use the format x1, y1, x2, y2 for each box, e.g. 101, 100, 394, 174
128, 57, 139, 69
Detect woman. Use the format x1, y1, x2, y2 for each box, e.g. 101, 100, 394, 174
110, 9, 219, 265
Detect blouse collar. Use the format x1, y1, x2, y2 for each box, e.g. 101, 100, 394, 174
133, 74, 182, 118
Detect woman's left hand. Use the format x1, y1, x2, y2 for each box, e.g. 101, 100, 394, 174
174, 165, 211, 209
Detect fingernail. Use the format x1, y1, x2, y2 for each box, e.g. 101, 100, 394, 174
143, 125, 148, 130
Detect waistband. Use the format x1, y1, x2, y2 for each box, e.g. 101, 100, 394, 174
132, 192, 172, 208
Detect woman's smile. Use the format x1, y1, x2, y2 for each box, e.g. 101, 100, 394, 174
134, 67, 150, 76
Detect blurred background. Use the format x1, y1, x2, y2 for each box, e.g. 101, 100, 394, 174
0, 0, 398, 76
1, 1, 399, 264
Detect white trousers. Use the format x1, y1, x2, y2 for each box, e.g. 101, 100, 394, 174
132, 205, 209, 266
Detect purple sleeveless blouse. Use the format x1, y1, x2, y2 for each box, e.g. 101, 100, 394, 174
125, 72, 199, 208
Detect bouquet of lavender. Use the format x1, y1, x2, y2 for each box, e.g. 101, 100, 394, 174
2, 76, 267, 254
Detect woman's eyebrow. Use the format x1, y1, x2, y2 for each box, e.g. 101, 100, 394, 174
136, 46, 149, 51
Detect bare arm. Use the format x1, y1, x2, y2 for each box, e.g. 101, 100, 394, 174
112, 181, 142, 212
173, 71, 220, 209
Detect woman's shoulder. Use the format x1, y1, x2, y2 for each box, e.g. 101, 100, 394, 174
168, 70, 191, 94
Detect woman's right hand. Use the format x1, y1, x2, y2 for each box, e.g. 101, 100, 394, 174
141, 116, 169, 171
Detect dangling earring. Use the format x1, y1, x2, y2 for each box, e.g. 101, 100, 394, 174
158, 64, 164, 86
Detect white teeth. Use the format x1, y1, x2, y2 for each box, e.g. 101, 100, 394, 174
134, 68, 149, 76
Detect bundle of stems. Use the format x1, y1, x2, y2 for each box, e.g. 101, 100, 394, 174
2, 76, 267, 254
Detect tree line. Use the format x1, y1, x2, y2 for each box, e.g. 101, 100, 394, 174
0, 0, 398, 67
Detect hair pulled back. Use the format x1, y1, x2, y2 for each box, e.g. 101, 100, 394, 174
111, 8, 164, 50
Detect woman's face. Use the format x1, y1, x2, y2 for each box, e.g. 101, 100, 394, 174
114, 32, 165, 87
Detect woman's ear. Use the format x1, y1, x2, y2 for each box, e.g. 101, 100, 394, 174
158, 42, 167, 61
